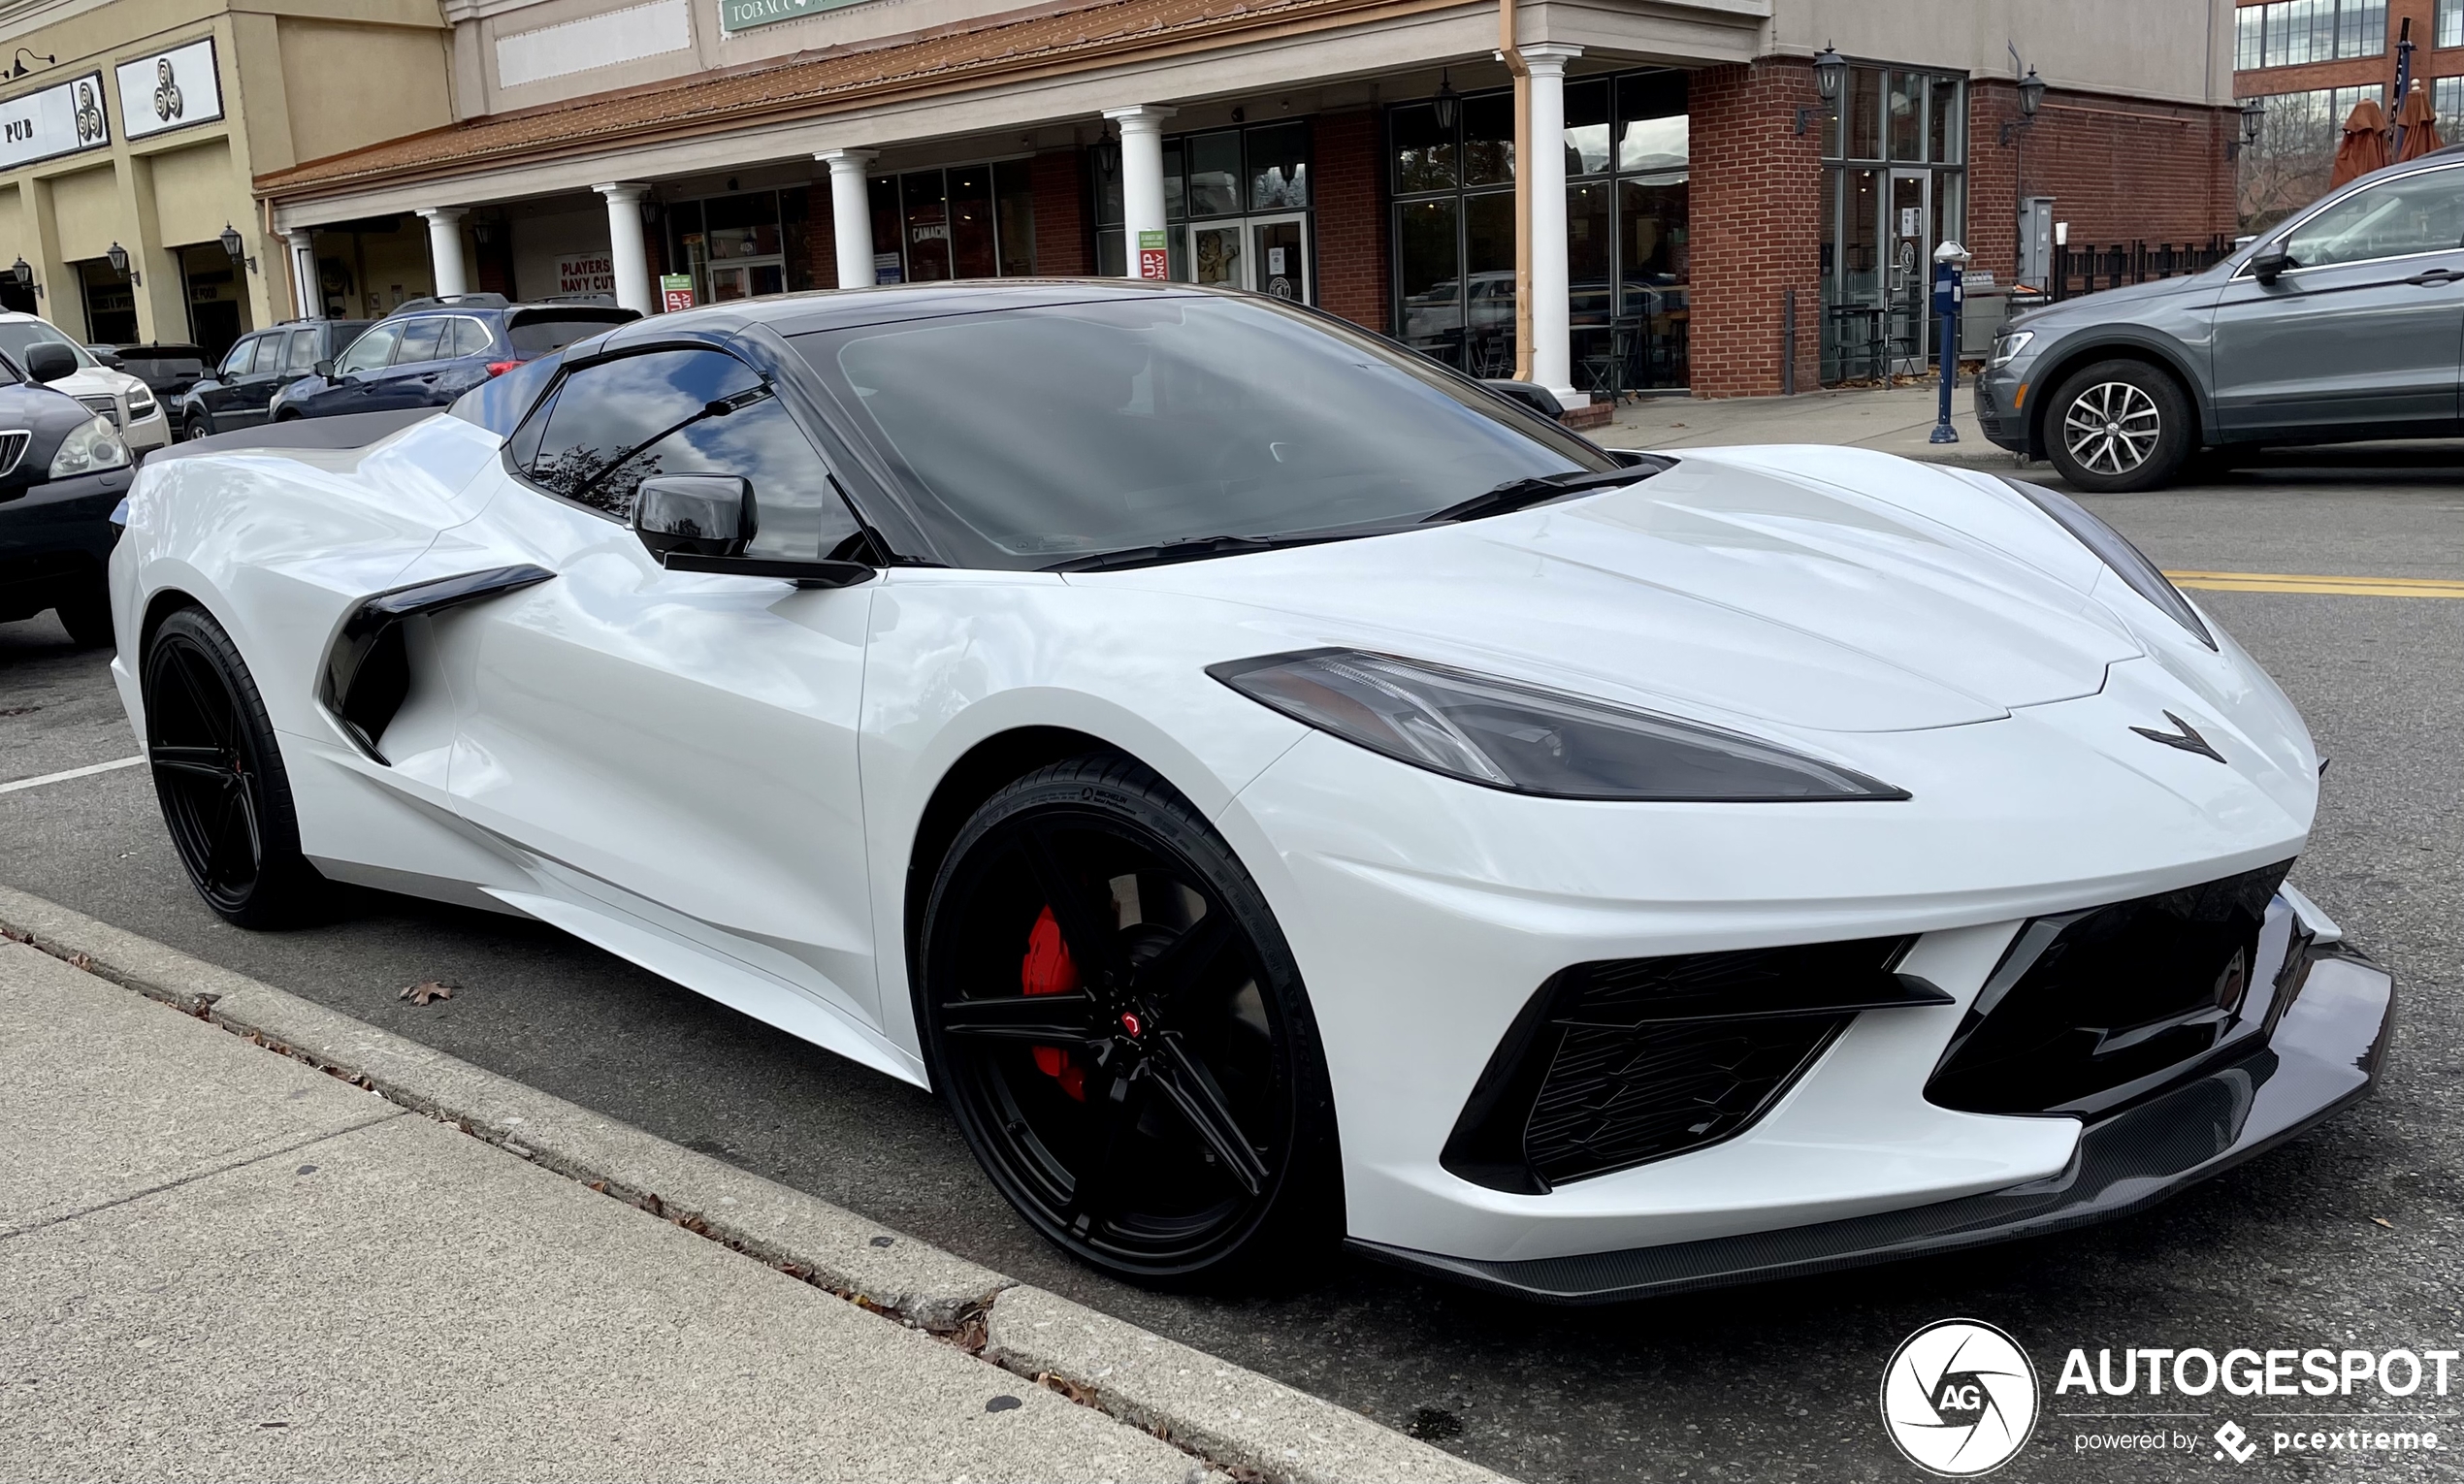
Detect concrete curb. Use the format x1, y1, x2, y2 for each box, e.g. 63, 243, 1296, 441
0, 884, 1507, 1484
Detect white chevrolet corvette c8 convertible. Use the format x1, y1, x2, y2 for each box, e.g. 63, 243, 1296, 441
108, 281, 2392, 1299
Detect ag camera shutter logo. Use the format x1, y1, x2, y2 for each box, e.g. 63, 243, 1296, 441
1881, 1319, 2041, 1475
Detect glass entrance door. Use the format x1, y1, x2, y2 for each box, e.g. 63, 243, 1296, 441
1250, 215, 1307, 300
707, 260, 786, 302
1885, 170, 1932, 373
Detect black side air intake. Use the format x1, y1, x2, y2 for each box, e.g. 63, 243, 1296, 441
1441, 937, 1948, 1195
320, 565, 554, 763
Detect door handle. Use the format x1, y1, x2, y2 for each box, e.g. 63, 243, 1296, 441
2405, 268, 2463, 285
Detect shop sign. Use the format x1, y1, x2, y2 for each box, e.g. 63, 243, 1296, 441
719, 0, 867, 33
0, 72, 111, 171
872, 251, 901, 284
661, 273, 696, 313
1137, 229, 1168, 281
116, 38, 223, 142
557, 251, 616, 296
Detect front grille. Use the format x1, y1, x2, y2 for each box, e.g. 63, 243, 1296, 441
76, 394, 120, 428
0, 429, 28, 476
1443, 937, 1947, 1194
1926, 861, 2300, 1118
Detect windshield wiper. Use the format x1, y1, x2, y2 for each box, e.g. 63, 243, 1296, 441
1421, 457, 1671, 524
1046, 532, 1358, 573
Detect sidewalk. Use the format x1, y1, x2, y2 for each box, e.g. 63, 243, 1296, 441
1594, 380, 2026, 470
0, 922, 1515, 1484
0, 940, 1209, 1481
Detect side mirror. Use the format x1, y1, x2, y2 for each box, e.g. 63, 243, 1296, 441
24, 342, 78, 383
2251, 249, 2290, 285
313, 359, 335, 379
633, 474, 757, 560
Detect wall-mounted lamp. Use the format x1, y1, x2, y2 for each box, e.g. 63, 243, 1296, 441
217, 222, 258, 274
9, 48, 53, 80
1796, 44, 1846, 136
105, 241, 141, 287
1095, 130, 1120, 179
1433, 71, 1460, 135
11, 255, 40, 298
2227, 95, 2265, 160
2000, 65, 2046, 145
472, 220, 493, 247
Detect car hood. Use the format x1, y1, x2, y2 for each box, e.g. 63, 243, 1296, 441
1074, 449, 2149, 734
2010, 271, 2221, 330
50, 367, 141, 402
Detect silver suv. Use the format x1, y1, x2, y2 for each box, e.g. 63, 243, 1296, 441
1978, 145, 2464, 491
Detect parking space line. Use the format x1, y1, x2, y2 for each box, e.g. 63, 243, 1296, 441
2164, 570, 2464, 598
0, 757, 146, 795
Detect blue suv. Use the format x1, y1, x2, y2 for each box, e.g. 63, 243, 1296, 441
271, 294, 636, 422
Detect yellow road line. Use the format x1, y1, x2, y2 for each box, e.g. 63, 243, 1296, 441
2164, 569, 2464, 598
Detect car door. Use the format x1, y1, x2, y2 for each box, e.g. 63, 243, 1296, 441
314, 321, 403, 416
2208, 162, 2464, 437
440, 345, 895, 1064
196, 336, 258, 429
358, 316, 447, 411
276, 326, 322, 401
227, 333, 290, 428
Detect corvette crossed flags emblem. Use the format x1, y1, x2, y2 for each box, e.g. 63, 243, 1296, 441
2131, 710, 2226, 764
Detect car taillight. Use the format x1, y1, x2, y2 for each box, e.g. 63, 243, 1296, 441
485, 361, 520, 377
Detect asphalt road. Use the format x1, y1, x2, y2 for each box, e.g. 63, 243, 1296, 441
4, 456, 2459, 1482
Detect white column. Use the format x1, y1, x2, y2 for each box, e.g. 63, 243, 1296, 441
1104, 106, 1177, 279
594, 182, 655, 315
416, 207, 469, 299
281, 230, 319, 318
816, 149, 878, 288
1522, 44, 1583, 403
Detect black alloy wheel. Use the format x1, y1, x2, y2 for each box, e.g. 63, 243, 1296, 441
920, 755, 1340, 1285
142, 607, 325, 927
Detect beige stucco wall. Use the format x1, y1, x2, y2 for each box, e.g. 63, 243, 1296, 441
0, 0, 451, 342
1771, 0, 2235, 107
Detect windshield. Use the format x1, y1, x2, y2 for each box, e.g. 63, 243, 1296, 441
0, 321, 97, 371
507, 309, 635, 356
791, 293, 1613, 568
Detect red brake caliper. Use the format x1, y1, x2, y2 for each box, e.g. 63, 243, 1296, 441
1021, 906, 1087, 1101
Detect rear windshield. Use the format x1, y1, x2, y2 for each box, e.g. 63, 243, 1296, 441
790, 293, 1612, 569
506, 308, 636, 356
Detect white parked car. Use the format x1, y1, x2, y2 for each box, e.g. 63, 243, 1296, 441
0, 311, 171, 457
107, 283, 2392, 1298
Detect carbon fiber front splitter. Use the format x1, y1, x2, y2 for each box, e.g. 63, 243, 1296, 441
1350, 944, 2395, 1306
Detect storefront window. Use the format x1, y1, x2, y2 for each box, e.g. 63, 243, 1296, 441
1392, 68, 1688, 389
1820, 65, 1965, 383
854, 162, 1038, 284
665, 186, 814, 304
1094, 120, 1317, 300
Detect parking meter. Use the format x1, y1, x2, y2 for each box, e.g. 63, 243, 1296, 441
1929, 242, 1971, 445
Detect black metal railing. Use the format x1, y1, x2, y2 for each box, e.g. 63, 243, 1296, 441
2047, 237, 2236, 301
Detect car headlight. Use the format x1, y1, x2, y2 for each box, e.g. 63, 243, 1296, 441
2002, 476, 2216, 649
1986, 330, 2033, 370
1209, 649, 1908, 801
50, 414, 130, 478
126, 387, 157, 419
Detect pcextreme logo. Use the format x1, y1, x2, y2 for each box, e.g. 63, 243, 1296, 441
1881, 1319, 2041, 1476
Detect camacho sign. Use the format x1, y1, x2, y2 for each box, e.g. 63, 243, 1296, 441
719, 0, 868, 33
0, 72, 112, 171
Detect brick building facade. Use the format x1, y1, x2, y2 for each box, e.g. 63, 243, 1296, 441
260, 0, 2247, 402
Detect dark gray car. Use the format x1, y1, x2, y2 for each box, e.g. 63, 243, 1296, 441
1978, 145, 2464, 491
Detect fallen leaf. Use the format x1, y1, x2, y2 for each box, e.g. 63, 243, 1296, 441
2371, 1215, 2394, 1230
398, 980, 458, 1006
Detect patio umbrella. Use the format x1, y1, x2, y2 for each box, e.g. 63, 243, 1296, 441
2395, 79, 2443, 162
2330, 97, 2390, 187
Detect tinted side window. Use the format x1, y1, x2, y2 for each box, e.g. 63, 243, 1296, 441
249, 337, 283, 374
518, 348, 860, 560
2283, 168, 2464, 270
285, 331, 320, 373
394, 318, 447, 364
337, 324, 400, 375
220, 338, 257, 376
448, 318, 496, 358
